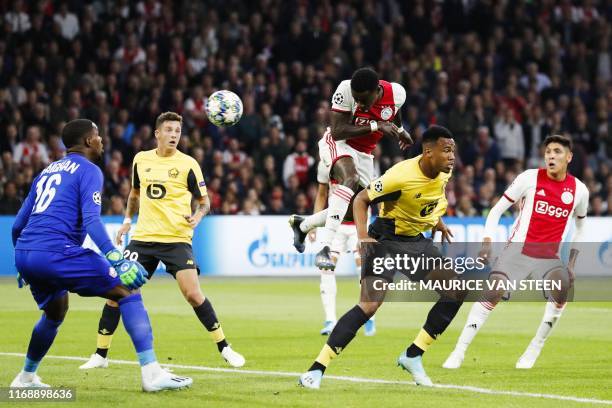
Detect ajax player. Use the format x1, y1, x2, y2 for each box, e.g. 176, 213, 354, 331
308, 161, 376, 336
443, 135, 589, 369
10, 119, 191, 391
290, 67, 412, 270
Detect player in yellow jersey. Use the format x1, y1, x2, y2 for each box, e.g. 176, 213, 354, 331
80, 112, 245, 369
299, 125, 466, 388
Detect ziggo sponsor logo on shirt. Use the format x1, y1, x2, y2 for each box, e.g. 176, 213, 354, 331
534, 200, 570, 218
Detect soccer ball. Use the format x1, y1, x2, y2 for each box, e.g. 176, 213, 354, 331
205, 90, 243, 127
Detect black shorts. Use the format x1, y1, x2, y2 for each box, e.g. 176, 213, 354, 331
123, 240, 200, 278
363, 220, 444, 283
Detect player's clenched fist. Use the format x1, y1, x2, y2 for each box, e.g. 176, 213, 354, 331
377, 121, 400, 139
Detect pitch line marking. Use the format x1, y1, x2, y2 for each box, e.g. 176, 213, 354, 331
1, 352, 611, 405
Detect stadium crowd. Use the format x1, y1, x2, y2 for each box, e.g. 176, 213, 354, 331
0, 0, 610, 217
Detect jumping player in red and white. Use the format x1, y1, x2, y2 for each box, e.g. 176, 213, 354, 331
289, 67, 412, 270
311, 161, 376, 336
443, 135, 589, 370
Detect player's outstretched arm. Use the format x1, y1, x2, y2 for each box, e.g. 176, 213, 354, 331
116, 188, 140, 245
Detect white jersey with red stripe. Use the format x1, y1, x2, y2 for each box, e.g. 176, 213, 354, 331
503, 168, 589, 257
331, 79, 406, 154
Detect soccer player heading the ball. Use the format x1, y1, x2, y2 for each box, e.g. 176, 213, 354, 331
80, 112, 245, 370
11, 119, 192, 391
289, 67, 413, 269
300, 125, 467, 389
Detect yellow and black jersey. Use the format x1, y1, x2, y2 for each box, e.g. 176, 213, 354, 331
131, 149, 207, 243
367, 155, 450, 237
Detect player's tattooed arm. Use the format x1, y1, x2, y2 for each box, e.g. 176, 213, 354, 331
195, 195, 210, 216
185, 195, 210, 229
330, 111, 376, 141
125, 188, 140, 218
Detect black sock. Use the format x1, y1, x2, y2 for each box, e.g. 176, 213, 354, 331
96, 303, 121, 358
406, 298, 463, 357
406, 343, 424, 357
307, 306, 370, 373
308, 361, 327, 373
194, 299, 228, 352
326, 306, 369, 356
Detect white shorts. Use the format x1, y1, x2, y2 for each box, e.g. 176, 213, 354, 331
318, 127, 374, 188
330, 223, 359, 255
492, 246, 565, 282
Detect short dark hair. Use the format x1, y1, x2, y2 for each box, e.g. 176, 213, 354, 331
61, 119, 97, 149
422, 125, 454, 144
155, 111, 183, 129
351, 67, 379, 93
543, 134, 573, 151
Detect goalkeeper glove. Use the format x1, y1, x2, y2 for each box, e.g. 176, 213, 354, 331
105, 249, 124, 267
117, 260, 147, 290
105, 249, 147, 290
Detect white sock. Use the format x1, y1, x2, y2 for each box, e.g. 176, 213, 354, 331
319, 185, 354, 246
532, 301, 566, 345
300, 209, 328, 233
141, 361, 163, 382
455, 301, 495, 353
320, 272, 337, 322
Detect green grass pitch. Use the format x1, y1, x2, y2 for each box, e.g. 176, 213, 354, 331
1, 277, 611, 407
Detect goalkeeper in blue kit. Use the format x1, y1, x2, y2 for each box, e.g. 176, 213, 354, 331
10, 119, 192, 392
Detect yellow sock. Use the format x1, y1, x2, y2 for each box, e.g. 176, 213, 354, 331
96, 333, 113, 350
315, 344, 338, 367
413, 329, 435, 352
209, 326, 225, 343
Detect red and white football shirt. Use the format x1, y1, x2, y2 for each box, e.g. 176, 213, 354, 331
330, 79, 406, 154
503, 168, 589, 257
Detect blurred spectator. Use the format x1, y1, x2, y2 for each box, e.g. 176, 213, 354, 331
283, 141, 314, 188
0, 181, 21, 214
494, 104, 525, 169
5, 0, 30, 33
53, 3, 79, 41
184, 86, 207, 130
105, 195, 126, 216
456, 196, 478, 217
264, 187, 288, 215
447, 94, 475, 148
13, 126, 49, 167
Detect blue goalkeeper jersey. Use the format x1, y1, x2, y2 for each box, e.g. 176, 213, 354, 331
13, 153, 113, 253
